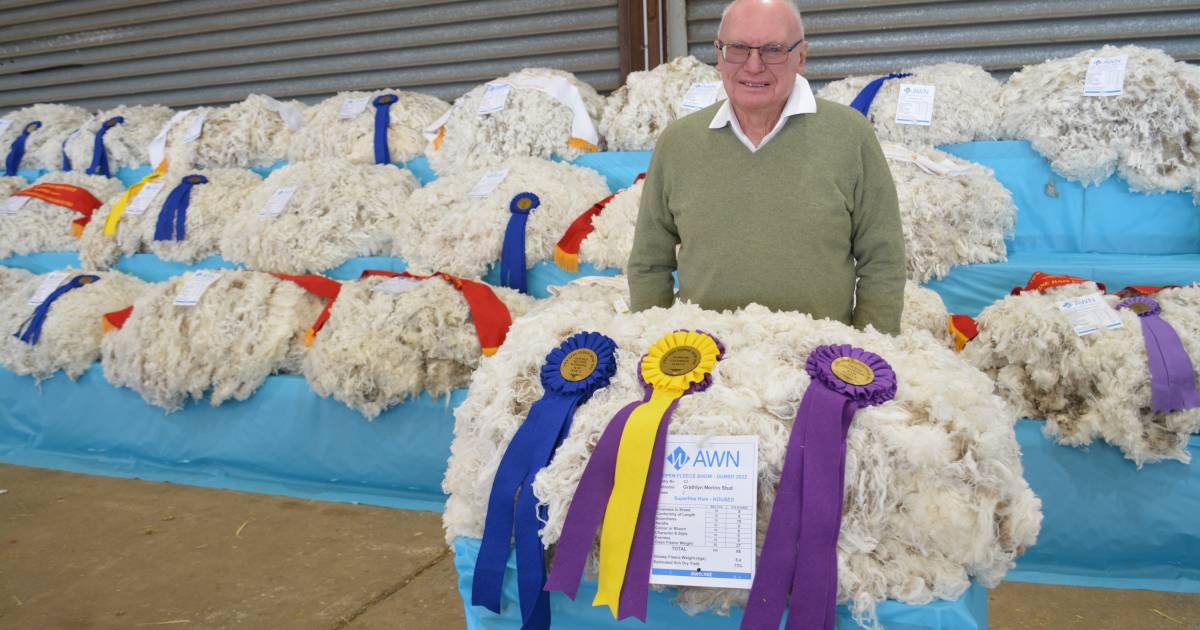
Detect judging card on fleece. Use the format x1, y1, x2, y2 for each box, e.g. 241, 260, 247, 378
173, 270, 222, 306
649, 435, 758, 589
679, 82, 723, 112
3, 195, 30, 215
1083, 55, 1128, 96
182, 110, 207, 143
259, 187, 297, 217
894, 84, 935, 126
338, 97, 369, 119
372, 276, 422, 295
0, 119, 11, 136
1057, 292, 1124, 336
468, 169, 509, 198
27, 271, 70, 306
124, 183, 166, 216
477, 83, 512, 115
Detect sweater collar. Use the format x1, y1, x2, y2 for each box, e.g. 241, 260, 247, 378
708, 74, 817, 152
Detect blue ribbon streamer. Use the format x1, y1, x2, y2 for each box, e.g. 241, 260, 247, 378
153, 174, 208, 241
372, 94, 398, 165
5, 121, 41, 176
473, 331, 618, 630
85, 116, 125, 178
848, 72, 913, 117
15, 274, 101, 346
61, 131, 74, 171
500, 193, 540, 294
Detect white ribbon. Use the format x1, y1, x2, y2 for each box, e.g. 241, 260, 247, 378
261, 95, 305, 130
881, 142, 975, 177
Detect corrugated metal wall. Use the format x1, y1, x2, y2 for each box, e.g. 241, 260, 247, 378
682, 0, 1200, 84
0, 0, 621, 110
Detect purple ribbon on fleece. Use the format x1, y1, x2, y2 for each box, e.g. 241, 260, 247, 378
1118, 296, 1200, 414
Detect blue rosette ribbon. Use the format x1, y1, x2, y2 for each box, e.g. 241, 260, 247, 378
372, 94, 399, 165
15, 274, 101, 346
153, 174, 209, 241
1118, 296, 1200, 413
849, 72, 913, 117
5, 120, 41, 176
473, 331, 618, 630
86, 116, 125, 178
499, 192, 540, 294
743, 344, 897, 630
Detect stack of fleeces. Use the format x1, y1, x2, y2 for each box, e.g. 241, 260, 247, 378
444, 279, 1041, 623
161, 95, 307, 171
600, 56, 724, 151
2, 104, 90, 171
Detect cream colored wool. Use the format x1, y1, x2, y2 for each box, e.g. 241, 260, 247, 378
997, 46, 1200, 194
887, 147, 1016, 282
0, 176, 24, 199
576, 178, 644, 272
101, 270, 323, 411
302, 275, 534, 419
162, 95, 308, 171
220, 160, 419, 274
80, 168, 262, 270
0, 268, 146, 380
287, 90, 448, 165
443, 280, 1041, 623
63, 105, 174, 170
901, 281, 953, 348
3, 104, 91, 171
816, 63, 1002, 147
0, 266, 34, 299
393, 157, 610, 278
425, 68, 606, 174
964, 283, 1200, 465
0, 171, 124, 259
600, 56, 724, 151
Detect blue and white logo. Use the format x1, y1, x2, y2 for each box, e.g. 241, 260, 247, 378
666, 446, 689, 471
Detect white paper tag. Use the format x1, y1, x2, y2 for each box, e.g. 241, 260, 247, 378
338, 97, 369, 119
679, 82, 722, 112
612, 298, 630, 314
259, 187, 297, 217
1083, 55, 1128, 96
477, 83, 512, 115
649, 435, 758, 589
4, 195, 30, 215
182, 110, 207, 143
124, 183, 166, 216
173, 270, 221, 306
27, 271, 70, 306
0, 119, 12, 136
262, 95, 305, 130
148, 110, 190, 168
372, 276, 423, 295
1056, 292, 1124, 336
468, 169, 509, 198
894, 84, 936, 126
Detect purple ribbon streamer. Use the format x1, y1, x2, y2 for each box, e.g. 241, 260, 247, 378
1119, 297, 1200, 413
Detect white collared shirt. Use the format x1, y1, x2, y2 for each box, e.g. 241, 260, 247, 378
708, 75, 818, 152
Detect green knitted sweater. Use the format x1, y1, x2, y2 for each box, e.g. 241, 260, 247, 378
626, 97, 907, 334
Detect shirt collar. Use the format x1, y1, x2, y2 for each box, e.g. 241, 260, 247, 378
709, 74, 817, 150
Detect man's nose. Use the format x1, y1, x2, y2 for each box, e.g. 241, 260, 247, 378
744, 48, 766, 72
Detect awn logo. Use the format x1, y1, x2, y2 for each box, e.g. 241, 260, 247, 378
666, 446, 690, 471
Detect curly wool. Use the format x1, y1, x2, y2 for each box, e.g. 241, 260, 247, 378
0, 268, 147, 381
886, 146, 1016, 282
964, 283, 1200, 465
996, 46, 1200, 194
220, 160, 419, 274
302, 276, 534, 419
0, 176, 24, 199
443, 281, 1040, 623
0, 266, 34, 298
901, 281, 953, 348
4, 104, 91, 171
101, 270, 323, 411
287, 90, 449, 165
600, 56, 724, 151
0, 171, 124, 258
393, 157, 610, 278
162, 95, 307, 171
81, 168, 262, 270
576, 178, 644, 272
816, 63, 1002, 147
425, 68, 605, 174
63, 105, 174, 170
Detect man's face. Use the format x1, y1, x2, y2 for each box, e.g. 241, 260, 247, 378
715, 1, 807, 116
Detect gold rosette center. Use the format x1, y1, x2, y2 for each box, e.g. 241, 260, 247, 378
1130, 303, 1151, 314
640, 331, 720, 392
831, 357, 875, 386
560, 348, 599, 382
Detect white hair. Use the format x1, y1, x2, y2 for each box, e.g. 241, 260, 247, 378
718, 0, 805, 40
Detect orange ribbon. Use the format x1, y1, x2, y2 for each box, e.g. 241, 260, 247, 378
361, 270, 513, 356
101, 305, 135, 333
13, 183, 104, 237
554, 173, 646, 272
1115, 285, 1180, 298
1010, 271, 1106, 295
947, 314, 979, 352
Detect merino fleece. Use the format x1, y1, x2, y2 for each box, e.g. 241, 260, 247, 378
627, 98, 907, 335
2, 104, 91, 171
600, 55, 724, 151
0, 171, 124, 258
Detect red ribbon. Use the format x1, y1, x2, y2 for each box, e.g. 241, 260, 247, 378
1010, 271, 1106, 295
361, 270, 513, 356
554, 173, 646, 272
948, 314, 978, 352
1115, 285, 1180, 298
271, 273, 344, 346
101, 305, 134, 333
14, 183, 105, 236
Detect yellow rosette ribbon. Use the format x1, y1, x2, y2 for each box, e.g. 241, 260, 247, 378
592, 330, 721, 616
102, 162, 168, 236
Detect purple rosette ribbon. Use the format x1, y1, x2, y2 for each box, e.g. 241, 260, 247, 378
546, 330, 724, 622
1118, 296, 1200, 413
742, 344, 897, 630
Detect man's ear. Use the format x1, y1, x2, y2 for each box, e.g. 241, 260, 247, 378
795, 40, 809, 74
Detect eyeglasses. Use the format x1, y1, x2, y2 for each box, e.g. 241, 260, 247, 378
716, 40, 804, 65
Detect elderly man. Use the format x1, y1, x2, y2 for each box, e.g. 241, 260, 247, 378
626, 0, 906, 334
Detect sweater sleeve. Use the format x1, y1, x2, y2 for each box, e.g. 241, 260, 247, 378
850, 130, 907, 335
626, 134, 679, 311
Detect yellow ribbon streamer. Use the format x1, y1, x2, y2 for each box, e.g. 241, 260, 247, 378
592, 330, 720, 617
102, 163, 167, 237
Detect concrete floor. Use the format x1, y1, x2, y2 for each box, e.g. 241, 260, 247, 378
1, 464, 1197, 630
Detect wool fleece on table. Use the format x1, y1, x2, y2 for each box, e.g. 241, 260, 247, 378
63, 105, 174, 171
161, 95, 307, 171
2, 103, 90, 171
0, 171, 124, 258
287, 90, 448, 165
600, 56, 724, 151
443, 280, 1040, 625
